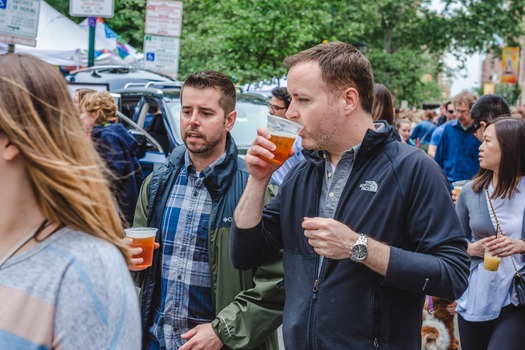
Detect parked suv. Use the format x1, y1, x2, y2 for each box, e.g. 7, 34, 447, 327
113, 82, 269, 175
67, 66, 178, 91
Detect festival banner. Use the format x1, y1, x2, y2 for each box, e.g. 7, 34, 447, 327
501, 47, 519, 84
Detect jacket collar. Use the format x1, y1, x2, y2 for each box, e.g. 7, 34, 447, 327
302, 121, 395, 172
166, 133, 239, 202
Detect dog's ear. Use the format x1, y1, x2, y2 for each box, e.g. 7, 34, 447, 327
422, 325, 439, 338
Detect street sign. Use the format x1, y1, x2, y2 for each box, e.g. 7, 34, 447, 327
70, 0, 114, 18
143, 34, 180, 75
145, 0, 182, 37
0, 0, 39, 47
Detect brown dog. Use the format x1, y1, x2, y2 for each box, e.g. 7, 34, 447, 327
423, 296, 459, 350
421, 317, 450, 350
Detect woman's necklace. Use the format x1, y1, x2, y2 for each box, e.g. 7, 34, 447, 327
0, 219, 49, 269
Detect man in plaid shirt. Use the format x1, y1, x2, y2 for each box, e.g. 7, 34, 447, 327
132, 70, 283, 350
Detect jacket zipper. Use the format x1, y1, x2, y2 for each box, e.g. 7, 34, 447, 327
306, 258, 322, 349
372, 282, 381, 348
312, 279, 319, 299
306, 161, 324, 349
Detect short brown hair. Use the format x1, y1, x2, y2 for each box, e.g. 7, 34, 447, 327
284, 41, 375, 113
81, 91, 118, 125
182, 70, 236, 115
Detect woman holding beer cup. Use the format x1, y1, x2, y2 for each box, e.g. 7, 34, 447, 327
455, 117, 525, 349
0, 54, 141, 349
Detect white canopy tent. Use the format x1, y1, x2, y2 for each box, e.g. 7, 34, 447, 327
0, 1, 141, 67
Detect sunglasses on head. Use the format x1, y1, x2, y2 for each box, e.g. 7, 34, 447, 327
472, 114, 513, 135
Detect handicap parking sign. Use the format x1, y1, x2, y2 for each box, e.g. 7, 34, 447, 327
0, 0, 7, 10
146, 52, 155, 62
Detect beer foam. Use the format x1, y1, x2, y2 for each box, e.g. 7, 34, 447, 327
269, 130, 297, 138
125, 228, 157, 238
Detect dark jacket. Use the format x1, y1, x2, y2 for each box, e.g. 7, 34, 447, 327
133, 134, 283, 349
231, 124, 470, 349
91, 123, 143, 226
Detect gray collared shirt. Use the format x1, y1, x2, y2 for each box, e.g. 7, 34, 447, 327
317, 123, 386, 274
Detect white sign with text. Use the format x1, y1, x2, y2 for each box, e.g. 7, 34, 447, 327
145, 0, 182, 37
0, 0, 39, 46
144, 34, 180, 75
70, 0, 114, 18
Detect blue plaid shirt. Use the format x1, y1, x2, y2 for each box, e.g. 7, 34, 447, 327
148, 151, 226, 349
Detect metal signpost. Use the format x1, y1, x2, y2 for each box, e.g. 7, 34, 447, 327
144, 0, 182, 77
70, 0, 114, 67
0, 0, 40, 51
70, 0, 114, 18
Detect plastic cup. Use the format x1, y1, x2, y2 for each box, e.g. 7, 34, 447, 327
260, 114, 303, 165
125, 227, 158, 269
453, 186, 463, 198
484, 245, 501, 271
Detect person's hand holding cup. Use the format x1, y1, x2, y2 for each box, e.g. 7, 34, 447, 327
124, 227, 158, 271
451, 180, 468, 205
258, 115, 303, 166
484, 244, 501, 271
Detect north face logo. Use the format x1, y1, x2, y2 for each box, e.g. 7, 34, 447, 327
359, 181, 378, 193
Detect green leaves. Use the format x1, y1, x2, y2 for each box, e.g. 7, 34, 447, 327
51, 0, 525, 106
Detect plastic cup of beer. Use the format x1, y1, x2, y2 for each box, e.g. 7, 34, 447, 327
451, 180, 468, 198
453, 186, 463, 198
125, 227, 158, 269
484, 245, 501, 271
261, 114, 303, 165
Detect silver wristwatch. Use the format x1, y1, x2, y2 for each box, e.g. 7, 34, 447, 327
350, 233, 368, 263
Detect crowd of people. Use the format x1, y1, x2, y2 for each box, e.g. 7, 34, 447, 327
1, 40, 524, 350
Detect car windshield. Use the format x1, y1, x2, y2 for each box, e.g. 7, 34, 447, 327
167, 98, 267, 151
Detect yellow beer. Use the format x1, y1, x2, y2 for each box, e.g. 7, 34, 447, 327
260, 132, 296, 165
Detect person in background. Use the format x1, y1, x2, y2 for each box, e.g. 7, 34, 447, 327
73, 88, 95, 114
268, 86, 289, 118
270, 86, 304, 185
0, 54, 141, 349
470, 94, 511, 142
231, 41, 469, 349
437, 101, 453, 126
371, 83, 395, 126
132, 70, 283, 350
428, 101, 456, 159
396, 118, 412, 143
435, 91, 479, 184
80, 91, 143, 226
409, 109, 436, 153
455, 118, 525, 350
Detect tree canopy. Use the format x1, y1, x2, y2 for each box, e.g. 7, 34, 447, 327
52, 0, 525, 106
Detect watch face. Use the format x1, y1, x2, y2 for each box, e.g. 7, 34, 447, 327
352, 244, 368, 260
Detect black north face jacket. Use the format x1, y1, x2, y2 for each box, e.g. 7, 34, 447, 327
232, 122, 470, 349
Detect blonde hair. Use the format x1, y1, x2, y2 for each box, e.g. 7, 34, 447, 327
0, 54, 131, 263
81, 91, 118, 125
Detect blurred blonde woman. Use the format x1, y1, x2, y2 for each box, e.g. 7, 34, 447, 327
0, 54, 140, 349
80, 91, 143, 226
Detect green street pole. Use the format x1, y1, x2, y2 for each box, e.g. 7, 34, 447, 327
88, 17, 96, 67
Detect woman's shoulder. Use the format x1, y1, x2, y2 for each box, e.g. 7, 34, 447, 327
50, 227, 126, 266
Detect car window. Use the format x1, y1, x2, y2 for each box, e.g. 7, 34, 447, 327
121, 96, 142, 122
232, 102, 267, 148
